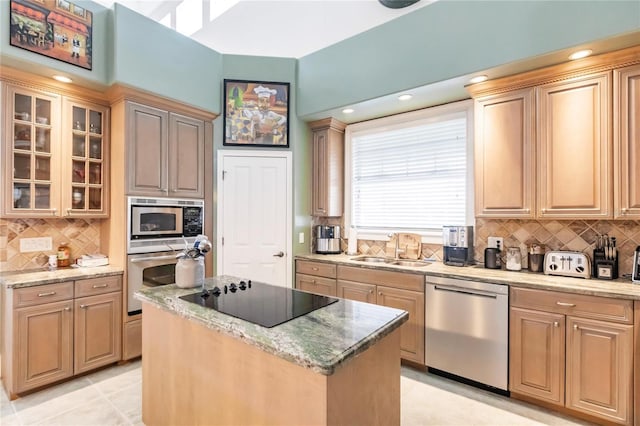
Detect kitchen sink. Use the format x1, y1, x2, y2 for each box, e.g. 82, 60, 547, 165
350, 256, 389, 263
350, 256, 431, 267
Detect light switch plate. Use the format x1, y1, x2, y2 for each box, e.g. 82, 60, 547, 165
20, 237, 53, 253
298, 232, 305, 244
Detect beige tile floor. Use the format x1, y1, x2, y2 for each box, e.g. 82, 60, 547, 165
1, 361, 593, 425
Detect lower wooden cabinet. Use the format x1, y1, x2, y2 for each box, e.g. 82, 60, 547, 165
1, 276, 123, 399
15, 299, 74, 393
295, 273, 336, 297
337, 280, 376, 304
510, 287, 634, 425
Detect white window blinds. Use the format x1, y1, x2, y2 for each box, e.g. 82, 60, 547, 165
350, 110, 468, 233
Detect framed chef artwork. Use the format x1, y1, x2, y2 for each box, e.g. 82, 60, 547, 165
223, 79, 290, 147
9, 0, 93, 70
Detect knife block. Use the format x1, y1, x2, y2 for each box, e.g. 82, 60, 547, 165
593, 249, 618, 280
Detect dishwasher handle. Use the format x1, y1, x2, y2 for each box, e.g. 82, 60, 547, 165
433, 284, 499, 299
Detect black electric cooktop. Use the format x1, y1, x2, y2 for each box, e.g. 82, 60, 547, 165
179, 280, 339, 328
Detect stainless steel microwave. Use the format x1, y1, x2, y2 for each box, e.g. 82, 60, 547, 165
127, 196, 204, 253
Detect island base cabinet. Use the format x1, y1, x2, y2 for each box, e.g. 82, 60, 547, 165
74, 292, 122, 374
14, 300, 74, 395
142, 302, 401, 426
566, 317, 633, 425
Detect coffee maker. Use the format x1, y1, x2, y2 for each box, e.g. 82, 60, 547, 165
442, 226, 473, 266
315, 225, 341, 254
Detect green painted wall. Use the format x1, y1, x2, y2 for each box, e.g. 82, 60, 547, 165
215, 55, 312, 257
111, 4, 222, 112
297, 0, 640, 117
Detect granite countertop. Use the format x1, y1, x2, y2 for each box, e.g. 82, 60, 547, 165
135, 275, 408, 376
0, 265, 124, 289
296, 253, 640, 301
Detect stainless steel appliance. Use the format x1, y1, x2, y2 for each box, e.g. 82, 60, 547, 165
180, 279, 339, 328
315, 225, 341, 254
425, 276, 508, 392
632, 246, 640, 283
128, 196, 204, 254
127, 251, 180, 315
484, 247, 501, 269
442, 225, 473, 266
543, 251, 591, 279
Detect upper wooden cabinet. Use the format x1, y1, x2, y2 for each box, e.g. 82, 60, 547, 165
537, 72, 611, 218
309, 118, 345, 217
126, 102, 205, 198
2, 80, 109, 218
467, 45, 640, 220
614, 63, 640, 219
474, 89, 535, 218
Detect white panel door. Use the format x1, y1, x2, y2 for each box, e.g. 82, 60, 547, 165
219, 153, 290, 287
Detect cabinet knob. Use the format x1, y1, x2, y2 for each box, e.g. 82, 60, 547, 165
621, 208, 628, 214
369, 290, 373, 294
312, 267, 319, 271
80, 304, 87, 309
541, 208, 547, 213
378, 291, 382, 296
524, 208, 530, 213
573, 324, 579, 330
52, 208, 57, 216
553, 321, 559, 327
311, 280, 316, 284
66, 208, 72, 216
64, 307, 71, 311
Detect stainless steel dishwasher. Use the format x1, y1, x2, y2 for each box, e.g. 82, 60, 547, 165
425, 275, 508, 392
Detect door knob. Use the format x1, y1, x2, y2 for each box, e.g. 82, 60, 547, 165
273, 251, 285, 257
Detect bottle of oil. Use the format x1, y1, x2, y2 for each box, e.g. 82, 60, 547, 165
57, 242, 71, 267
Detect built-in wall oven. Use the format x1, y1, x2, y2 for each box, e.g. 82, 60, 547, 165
126, 196, 204, 315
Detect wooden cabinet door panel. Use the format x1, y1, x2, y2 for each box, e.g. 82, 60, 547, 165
74, 292, 122, 374
169, 113, 204, 198
377, 285, 424, 364
566, 316, 633, 425
509, 307, 565, 405
15, 300, 73, 392
310, 119, 345, 217
614, 64, 640, 218
337, 280, 376, 304
537, 72, 612, 218
295, 273, 336, 297
312, 128, 328, 216
127, 102, 168, 196
475, 89, 534, 217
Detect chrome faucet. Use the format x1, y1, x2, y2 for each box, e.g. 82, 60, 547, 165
389, 233, 405, 260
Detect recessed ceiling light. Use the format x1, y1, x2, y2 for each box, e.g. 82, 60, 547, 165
398, 94, 412, 101
568, 49, 592, 60
53, 75, 73, 83
342, 108, 354, 114
469, 75, 488, 84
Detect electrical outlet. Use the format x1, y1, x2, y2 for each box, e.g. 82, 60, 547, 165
488, 236, 504, 250
20, 237, 53, 253
298, 232, 305, 244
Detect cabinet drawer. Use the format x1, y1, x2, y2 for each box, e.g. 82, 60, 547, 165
337, 266, 424, 292
296, 260, 336, 278
511, 287, 633, 324
75, 276, 122, 298
13, 282, 74, 308
295, 274, 336, 296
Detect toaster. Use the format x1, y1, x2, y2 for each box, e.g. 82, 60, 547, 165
543, 251, 591, 279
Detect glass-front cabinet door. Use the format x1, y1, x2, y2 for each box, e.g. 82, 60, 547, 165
63, 100, 109, 217
3, 85, 61, 217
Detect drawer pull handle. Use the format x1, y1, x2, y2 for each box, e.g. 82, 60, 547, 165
556, 302, 576, 307
312, 267, 319, 271
92, 284, 108, 288
38, 291, 56, 297
64, 307, 71, 311
553, 321, 559, 327
80, 304, 87, 309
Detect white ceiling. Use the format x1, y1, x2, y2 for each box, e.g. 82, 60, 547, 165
96, 0, 433, 58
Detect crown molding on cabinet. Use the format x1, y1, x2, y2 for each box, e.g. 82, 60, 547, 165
466, 44, 640, 98
308, 117, 346, 132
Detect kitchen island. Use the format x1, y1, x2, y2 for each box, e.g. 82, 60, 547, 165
135, 275, 408, 426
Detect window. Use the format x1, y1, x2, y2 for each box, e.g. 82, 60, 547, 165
345, 100, 474, 242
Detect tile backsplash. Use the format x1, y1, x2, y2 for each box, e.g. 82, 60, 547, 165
311, 217, 640, 277
0, 218, 102, 272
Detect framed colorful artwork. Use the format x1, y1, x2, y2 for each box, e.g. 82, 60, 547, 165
9, 0, 93, 70
223, 79, 290, 147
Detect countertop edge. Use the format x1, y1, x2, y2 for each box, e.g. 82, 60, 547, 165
1, 266, 125, 288
295, 254, 640, 300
